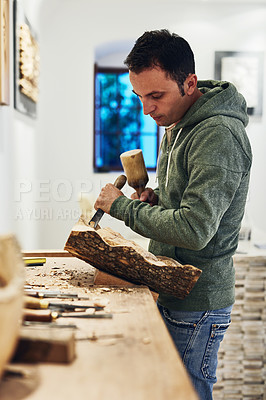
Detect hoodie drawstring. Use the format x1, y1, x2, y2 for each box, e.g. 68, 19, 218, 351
165, 128, 183, 188
155, 127, 183, 186
155, 136, 164, 183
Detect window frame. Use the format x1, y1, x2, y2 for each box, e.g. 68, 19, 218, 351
93, 64, 159, 172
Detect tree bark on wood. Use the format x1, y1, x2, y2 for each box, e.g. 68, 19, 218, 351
64, 221, 202, 299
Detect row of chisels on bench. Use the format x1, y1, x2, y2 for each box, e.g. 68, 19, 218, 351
23, 293, 112, 322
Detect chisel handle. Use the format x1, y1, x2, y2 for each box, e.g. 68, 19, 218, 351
113, 174, 127, 190
24, 295, 49, 309
23, 308, 56, 322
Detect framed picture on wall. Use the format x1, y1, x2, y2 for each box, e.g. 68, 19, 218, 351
0, 0, 9, 105
13, 0, 40, 118
215, 51, 264, 117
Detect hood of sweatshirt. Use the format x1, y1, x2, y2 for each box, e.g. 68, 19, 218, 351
175, 80, 249, 130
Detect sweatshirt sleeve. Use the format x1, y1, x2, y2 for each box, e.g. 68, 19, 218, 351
110, 166, 242, 250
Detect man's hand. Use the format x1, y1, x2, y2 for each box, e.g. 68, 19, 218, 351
131, 187, 158, 206
94, 184, 124, 214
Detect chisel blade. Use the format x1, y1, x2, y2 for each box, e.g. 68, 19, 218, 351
89, 209, 104, 229
59, 312, 113, 319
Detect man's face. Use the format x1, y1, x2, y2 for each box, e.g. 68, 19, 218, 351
129, 66, 191, 127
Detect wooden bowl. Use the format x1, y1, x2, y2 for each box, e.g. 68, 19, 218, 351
0, 235, 24, 380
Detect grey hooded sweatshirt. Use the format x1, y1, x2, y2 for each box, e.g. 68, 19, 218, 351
110, 80, 252, 311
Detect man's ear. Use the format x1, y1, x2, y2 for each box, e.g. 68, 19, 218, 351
185, 74, 197, 95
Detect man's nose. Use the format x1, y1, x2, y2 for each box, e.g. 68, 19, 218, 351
141, 99, 156, 115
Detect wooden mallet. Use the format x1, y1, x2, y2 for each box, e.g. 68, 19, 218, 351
120, 149, 149, 197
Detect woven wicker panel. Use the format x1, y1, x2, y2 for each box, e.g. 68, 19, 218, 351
213, 256, 266, 400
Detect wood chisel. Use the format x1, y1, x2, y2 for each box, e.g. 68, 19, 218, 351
24, 289, 90, 300
23, 309, 113, 322
89, 174, 127, 228
23, 321, 78, 329
24, 296, 104, 312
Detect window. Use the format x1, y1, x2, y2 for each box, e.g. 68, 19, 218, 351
94, 65, 159, 171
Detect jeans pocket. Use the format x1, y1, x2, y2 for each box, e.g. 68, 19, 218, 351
158, 304, 207, 360
201, 322, 231, 381
160, 305, 204, 331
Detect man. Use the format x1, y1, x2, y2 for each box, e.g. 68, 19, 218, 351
94, 30, 252, 399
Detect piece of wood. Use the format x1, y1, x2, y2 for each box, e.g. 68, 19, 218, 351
64, 220, 201, 299
0, 235, 24, 380
94, 270, 136, 287
12, 326, 75, 364
22, 250, 73, 257
94, 270, 159, 302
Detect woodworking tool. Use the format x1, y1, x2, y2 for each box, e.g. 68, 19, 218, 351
120, 149, 149, 197
24, 296, 104, 312
78, 333, 124, 341
25, 283, 46, 287
24, 289, 90, 300
23, 321, 78, 329
89, 174, 127, 228
25, 289, 61, 297
23, 309, 113, 322
24, 257, 46, 266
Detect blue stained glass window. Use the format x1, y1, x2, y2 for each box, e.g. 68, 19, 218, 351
94, 66, 159, 171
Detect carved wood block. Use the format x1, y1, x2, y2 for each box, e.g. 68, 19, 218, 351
64, 221, 201, 299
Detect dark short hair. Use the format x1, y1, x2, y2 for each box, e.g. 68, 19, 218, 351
124, 29, 195, 95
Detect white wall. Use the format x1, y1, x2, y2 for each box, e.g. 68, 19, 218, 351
4, 0, 266, 249
10, 0, 42, 248
0, 0, 41, 245
0, 107, 13, 234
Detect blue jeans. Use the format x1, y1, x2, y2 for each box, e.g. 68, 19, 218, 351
157, 302, 232, 400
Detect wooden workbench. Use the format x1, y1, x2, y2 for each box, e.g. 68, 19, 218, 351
0, 252, 198, 400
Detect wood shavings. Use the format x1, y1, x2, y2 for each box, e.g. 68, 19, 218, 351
93, 298, 110, 308
78, 193, 95, 224
142, 337, 151, 345
85, 308, 95, 315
